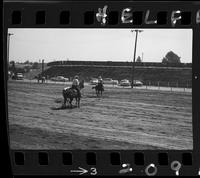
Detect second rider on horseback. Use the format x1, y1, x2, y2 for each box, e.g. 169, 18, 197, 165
71, 75, 81, 97
92, 76, 104, 96
98, 76, 103, 85
98, 76, 104, 90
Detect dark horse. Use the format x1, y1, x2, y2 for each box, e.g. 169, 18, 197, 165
36, 74, 45, 83
62, 80, 84, 108
92, 83, 104, 96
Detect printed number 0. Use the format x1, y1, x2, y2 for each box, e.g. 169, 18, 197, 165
90, 168, 97, 175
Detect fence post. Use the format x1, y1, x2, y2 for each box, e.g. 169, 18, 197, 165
169, 82, 172, 92
168, 82, 170, 91
149, 81, 151, 88
146, 82, 147, 89
158, 81, 160, 90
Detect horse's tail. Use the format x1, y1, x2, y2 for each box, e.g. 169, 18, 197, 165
80, 80, 84, 89
62, 89, 65, 97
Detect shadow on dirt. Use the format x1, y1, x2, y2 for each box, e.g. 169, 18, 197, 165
54, 98, 63, 103
50, 105, 78, 110
87, 95, 100, 98
86, 95, 107, 99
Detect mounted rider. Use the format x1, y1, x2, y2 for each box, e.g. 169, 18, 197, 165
98, 76, 103, 84
98, 76, 104, 91
71, 75, 81, 97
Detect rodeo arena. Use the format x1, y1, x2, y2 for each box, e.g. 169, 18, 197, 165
7, 58, 193, 150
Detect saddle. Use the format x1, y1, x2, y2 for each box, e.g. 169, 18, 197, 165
64, 87, 78, 94
95, 83, 104, 91
64, 87, 70, 91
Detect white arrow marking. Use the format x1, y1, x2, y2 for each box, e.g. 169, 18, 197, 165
175, 170, 179, 176
70, 167, 88, 175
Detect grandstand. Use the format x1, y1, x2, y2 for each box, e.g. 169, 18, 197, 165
42, 61, 192, 88
47, 60, 192, 68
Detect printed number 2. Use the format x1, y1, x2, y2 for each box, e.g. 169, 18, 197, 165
90, 168, 97, 175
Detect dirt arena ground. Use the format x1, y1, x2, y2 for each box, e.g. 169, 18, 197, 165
8, 80, 193, 150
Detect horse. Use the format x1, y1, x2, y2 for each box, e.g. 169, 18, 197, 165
62, 80, 84, 108
36, 75, 45, 83
92, 83, 104, 96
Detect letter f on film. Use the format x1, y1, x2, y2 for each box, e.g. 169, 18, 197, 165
171, 10, 182, 27
197, 10, 200, 24
96, 5, 108, 25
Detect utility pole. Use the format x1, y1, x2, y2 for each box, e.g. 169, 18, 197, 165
130, 30, 143, 88
7, 33, 13, 66
142, 52, 144, 62
42, 59, 44, 74
7, 33, 14, 80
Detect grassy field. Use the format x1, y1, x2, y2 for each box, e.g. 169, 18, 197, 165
8, 80, 193, 150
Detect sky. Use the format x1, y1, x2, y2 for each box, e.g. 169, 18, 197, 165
8, 28, 193, 63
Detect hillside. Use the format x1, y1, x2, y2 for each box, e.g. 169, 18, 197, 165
42, 65, 192, 87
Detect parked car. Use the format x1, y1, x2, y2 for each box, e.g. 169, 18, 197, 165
119, 79, 131, 86
133, 80, 143, 86
103, 78, 118, 85
112, 80, 119, 85
103, 78, 113, 84
51, 76, 69, 82
119, 79, 143, 86
15, 73, 24, 80
90, 78, 98, 85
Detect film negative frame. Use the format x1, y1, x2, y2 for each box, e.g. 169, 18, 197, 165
3, 0, 200, 176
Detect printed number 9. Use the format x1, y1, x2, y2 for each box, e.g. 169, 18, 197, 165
90, 168, 97, 175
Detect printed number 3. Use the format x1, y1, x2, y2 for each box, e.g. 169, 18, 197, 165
90, 168, 97, 175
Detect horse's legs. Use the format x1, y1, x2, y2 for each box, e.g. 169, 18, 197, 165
62, 90, 67, 108
63, 97, 66, 108
69, 98, 73, 108
77, 98, 80, 108
97, 89, 100, 97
